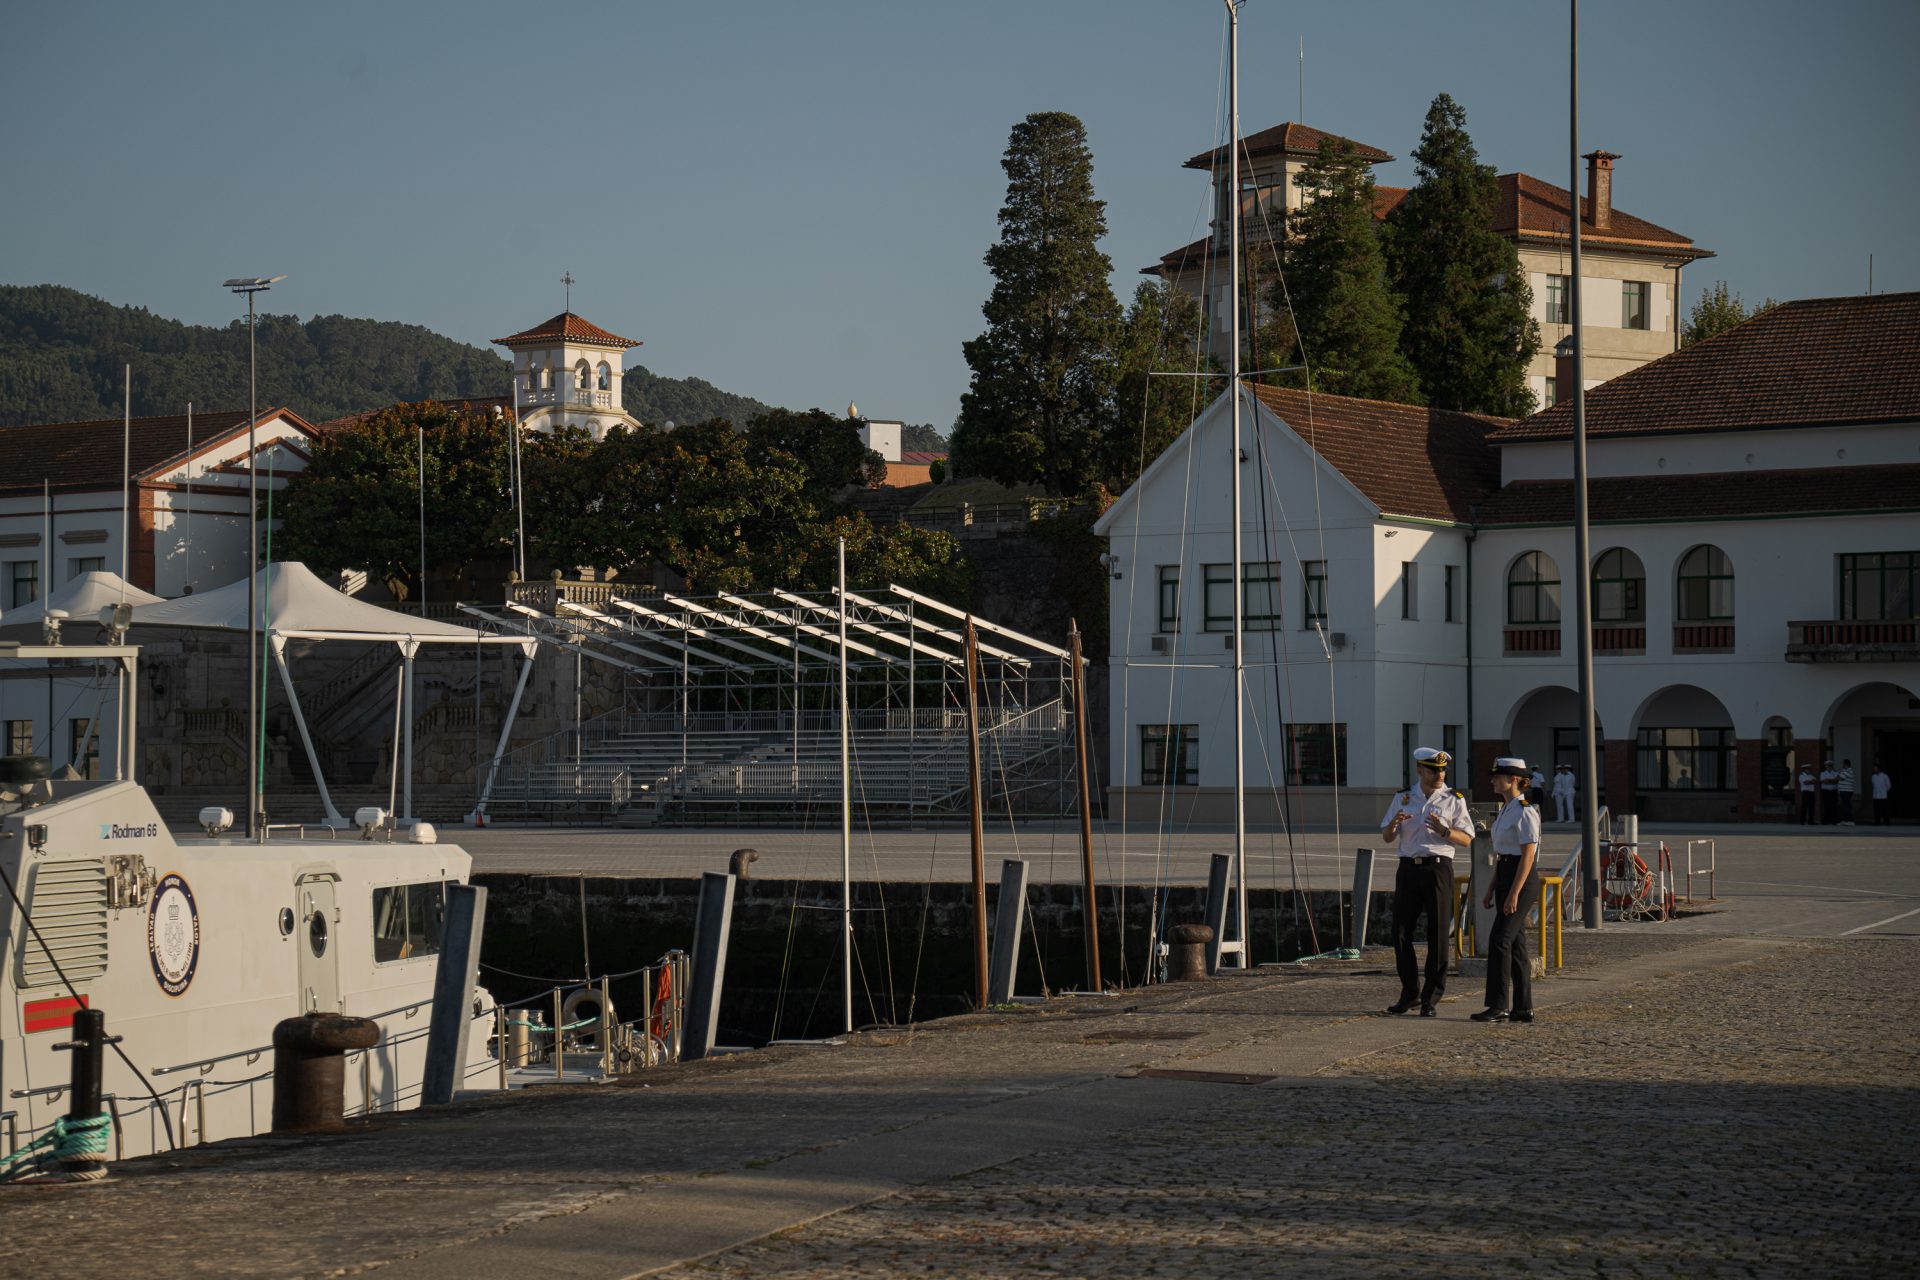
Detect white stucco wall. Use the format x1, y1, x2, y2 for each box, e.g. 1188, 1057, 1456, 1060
1471, 510, 1920, 744
1097, 393, 1476, 810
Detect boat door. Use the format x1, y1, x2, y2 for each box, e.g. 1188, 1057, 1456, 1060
296, 872, 342, 1013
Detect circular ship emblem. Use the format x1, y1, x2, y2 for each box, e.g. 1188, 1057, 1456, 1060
147, 873, 201, 997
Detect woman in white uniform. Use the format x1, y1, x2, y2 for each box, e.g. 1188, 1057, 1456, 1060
1474, 757, 1542, 1024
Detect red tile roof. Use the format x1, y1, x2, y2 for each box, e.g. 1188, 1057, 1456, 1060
1489, 292, 1920, 443
0, 408, 314, 496
1494, 172, 1710, 260
492, 312, 641, 350
1184, 122, 1393, 171
899, 450, 947, 465
1249, 385, 1506, 523
1147, 170, 1705, 274
1477, 463, 1920, 526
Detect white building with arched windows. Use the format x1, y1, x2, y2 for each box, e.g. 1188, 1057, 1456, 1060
1095, 292, 1920, 826
493, 312, 644, 441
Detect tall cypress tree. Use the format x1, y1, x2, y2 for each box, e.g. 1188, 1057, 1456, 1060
1384, 94, 1540, 416
1277, 137, 1422, 404
951, 112, 1121, 497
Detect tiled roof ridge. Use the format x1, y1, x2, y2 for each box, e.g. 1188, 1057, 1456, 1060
1489, 290, 1920, 443
1183, 121, 1394, 170
1251, 382, 1508, 429
492, 311, 642, 349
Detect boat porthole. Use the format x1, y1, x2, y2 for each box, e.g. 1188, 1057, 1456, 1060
309, 911, 330, 958
279, 907, 296, 937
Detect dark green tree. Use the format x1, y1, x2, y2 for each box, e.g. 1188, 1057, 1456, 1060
1275, 138, 1422, 403
1682, 280, 1780, 347
900, 423, 948, 452
1111, 280, 1213, 488
1383, 94, 1540, 416
274, 401, 514, 594
951, 112, 1121, 496
745, 407, 884, 501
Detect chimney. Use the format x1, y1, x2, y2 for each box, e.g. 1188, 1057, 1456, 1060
1554, 336, 1575, 407
1583, 150, 1619, 230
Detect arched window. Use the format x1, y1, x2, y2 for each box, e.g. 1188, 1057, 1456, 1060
1677, 545, 1734, 621
596, 361, 612, 391
1507, 551, 1561, 624
538, 364, 552, 391
574, 359, 592, 390
1592, 548, 1645, 622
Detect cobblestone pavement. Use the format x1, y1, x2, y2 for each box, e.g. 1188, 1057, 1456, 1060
670, 938, 1920, 1279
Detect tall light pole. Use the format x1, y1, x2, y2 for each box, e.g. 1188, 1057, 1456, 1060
1567, 4, 1602, 928
223, 274, 285, 841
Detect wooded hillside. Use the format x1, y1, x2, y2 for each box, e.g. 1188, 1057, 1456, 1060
0, 284, 776, 427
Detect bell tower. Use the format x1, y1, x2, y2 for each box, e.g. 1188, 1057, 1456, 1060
492, 312, 645, 441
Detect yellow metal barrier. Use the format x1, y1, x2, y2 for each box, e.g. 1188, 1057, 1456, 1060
1539, 874, 1565, 971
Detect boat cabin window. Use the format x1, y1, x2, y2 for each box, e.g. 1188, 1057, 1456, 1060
371, 882, 448, 963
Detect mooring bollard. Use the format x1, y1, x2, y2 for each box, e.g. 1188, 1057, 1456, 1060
42, 1008, 116, 1182
729, 848, 759, 880
272, 1013, 381, 1133
1169, 923, 1213, 981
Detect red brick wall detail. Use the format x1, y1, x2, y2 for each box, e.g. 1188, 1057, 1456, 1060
1603, 738, 1635, 818
1469, 738, 1510, 804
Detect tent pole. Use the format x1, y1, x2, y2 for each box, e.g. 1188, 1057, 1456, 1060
272, 636, 347, 827
402, 642, 417, 821
388, 662, 405, 821
469, 641, 537, 823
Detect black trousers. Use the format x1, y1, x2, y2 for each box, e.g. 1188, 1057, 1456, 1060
1823, 790, 1838, 822
1484, 860, 1541, 1014
1800, 792, 1815, 824
1839, 793, 1855, 822
1392, 857, 1453, 1004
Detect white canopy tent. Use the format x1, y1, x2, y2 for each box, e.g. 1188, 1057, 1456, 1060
0, 570, 165, 634
130, 562, 538, 826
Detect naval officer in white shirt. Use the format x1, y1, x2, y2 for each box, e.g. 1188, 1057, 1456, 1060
1381, 746, 1475, 1017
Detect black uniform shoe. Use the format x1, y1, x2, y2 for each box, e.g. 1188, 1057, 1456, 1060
1418, 1003, 1438, 1017
1385, 1000, 1419, 1015
1470, 1008, 1509, 1023
1510, 1011, 1534, 1023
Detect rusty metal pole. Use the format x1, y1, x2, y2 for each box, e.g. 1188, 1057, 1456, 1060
1068, 620, 1102, 992
964, 618, 989, 1010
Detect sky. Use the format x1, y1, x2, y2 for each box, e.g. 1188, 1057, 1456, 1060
4, 1, 1916, 431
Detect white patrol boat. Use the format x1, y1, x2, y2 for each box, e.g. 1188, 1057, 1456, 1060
0, 641, 496, 1163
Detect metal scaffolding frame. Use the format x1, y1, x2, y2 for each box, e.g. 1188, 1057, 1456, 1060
458, 585, 1075, 823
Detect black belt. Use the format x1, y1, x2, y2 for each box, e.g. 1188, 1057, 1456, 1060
1497, 854, 1525, 861
1402, 856, 1451, 866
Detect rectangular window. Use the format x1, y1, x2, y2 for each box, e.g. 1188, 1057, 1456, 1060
1621, 281, 1651, 331
371, 882, 449, 964
70, 719, 99, 780
1444, 565, 1460, 623
1202, 561, 1281, 632
1156, 565, 1181, 633
7, 720, 34, 756
1302, 560, 1327, 628
70, 557, 106, 581
8, 561, 38, 609
1140, 724, 1198, 787
1285, 723, 1347, 787
1401, 723, 1418, 790
1400, 561, 1418, 620
1543, 376, 1560, 409
1636, 727, 1734, 792
1838, 552, 1918, 622
1544, 275, 1570, 325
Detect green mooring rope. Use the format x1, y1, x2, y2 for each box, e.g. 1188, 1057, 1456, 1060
0, 1113, 112, 1183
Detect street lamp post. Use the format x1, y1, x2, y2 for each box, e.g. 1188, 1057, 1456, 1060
222, 274, 286, 841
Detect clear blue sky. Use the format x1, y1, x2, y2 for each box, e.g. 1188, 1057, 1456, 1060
5, 1, 1914, 430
